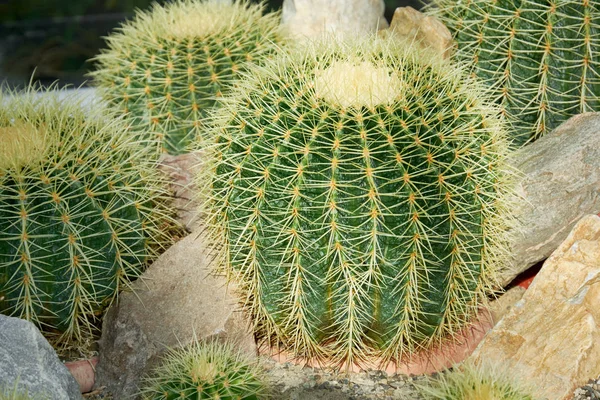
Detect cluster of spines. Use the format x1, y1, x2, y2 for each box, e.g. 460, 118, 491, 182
417, 361, 536, 400
140, 340, 268, 400
91, 0, 282, 155
202, 39, 514, 368
429, 0, 600, 145
0, 87, 174, 347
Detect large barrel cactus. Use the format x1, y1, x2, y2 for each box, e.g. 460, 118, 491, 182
92, 0, 283, 155
428, 0, 600, 146
205, 39, 513, 367
0, 87, 173, 346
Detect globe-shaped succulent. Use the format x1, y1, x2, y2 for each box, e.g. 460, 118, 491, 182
428, 0, 600, 146
141, 340, 268, 400
92, 0, 283, 155
417, 362, 536, 400
0, 87, 174, 346
204, 39, 513, 367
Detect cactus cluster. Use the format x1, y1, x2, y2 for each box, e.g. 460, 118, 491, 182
92, 0, 283, 155
429, 0, 600, 146
0, 87, 174, 346
205, 39, 512, 367
141, 340, 268, 400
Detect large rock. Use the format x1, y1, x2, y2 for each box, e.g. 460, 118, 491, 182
0, 315, 82, 400
281, 0, 388, 40
380, 7, 453, 59
95, 229, 256, 399
508, 112, 600, 284
471, 214, 600, 400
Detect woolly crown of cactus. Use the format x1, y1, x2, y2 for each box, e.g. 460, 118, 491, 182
91, 0, 283, 155
0, 87, 174, 347
140, 340, 268, 400
428, 0, 600, 146
202, 38, 514, 368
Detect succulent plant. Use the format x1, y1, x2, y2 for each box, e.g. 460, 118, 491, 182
91, 0, 283, 155
0, 86, 174, 347
416, 362, 537, 400
140, 340, 268, 400
428, 0, 600, 146
204, 39, 513, 367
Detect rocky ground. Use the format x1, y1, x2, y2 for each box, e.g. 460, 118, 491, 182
574, 379, 600, 400
84, 360, 600, 400
86, 358, 429, 399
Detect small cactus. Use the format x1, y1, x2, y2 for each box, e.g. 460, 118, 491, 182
0, 87, 174, 346
140, 340, 268, 400
416, 362, 537, 400
92, 0, 283, 155
204, 39, 514, 367
428, 0, 600, 146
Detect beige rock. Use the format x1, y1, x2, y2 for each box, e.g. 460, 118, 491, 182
488, 286, 526, 324
471, 214, 600, 400
95, 230, 255, 399
281, 0, 388, 40
380, 7, 453, 59
159, 151, 203, 232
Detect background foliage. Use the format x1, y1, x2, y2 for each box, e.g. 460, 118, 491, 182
0, 0, 423, 88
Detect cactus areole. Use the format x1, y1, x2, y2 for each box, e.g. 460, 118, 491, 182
207, 40, 513, 367
0, 88, 172, 346
429, 0, 600, 146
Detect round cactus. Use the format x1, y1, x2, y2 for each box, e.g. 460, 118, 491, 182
140, 340, 268, 400
428, 0, 600, 146
0, 87, 174, 346
416, 362, 536, 400
91, 0, 283, 155
205, 39, 513, 367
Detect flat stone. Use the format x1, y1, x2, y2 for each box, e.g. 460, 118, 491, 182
508, 113, 600, 285
380, 7, 453, 59
94, 229, 256, 399
281, 0, 388, 40
0, 315, 82, 400
471, 214, 600, 400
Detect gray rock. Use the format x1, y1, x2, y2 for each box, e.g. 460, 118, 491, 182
0, 315, 82, 400
281, 0, 388, 40
507, 112, 600, 285
95, 227, 256, 399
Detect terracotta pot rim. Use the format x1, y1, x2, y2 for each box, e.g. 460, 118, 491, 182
64, 356, 98, 394
258, 310, 494, 375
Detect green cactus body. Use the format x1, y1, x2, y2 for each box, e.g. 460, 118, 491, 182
205, 39, 513, 366
429, 0, 600, 146
0, 88, 173, 346
92, 0, 282, 155
417, 362, 536, 400
141, 340, 268, 400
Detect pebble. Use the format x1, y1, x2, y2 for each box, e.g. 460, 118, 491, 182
262, 358, 426, 399
573, 378, 600, 400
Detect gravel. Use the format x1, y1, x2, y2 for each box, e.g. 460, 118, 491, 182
85, 360, 600, 400
573, 378, 600, 400
262, 358, 427, 400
